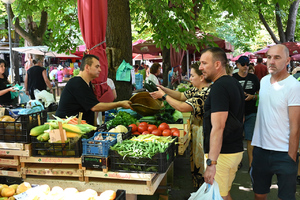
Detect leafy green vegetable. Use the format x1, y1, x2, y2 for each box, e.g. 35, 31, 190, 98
172, 110, 183, 122
106, 111, 137, 129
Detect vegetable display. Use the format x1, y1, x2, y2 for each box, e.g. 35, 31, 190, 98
110, 134, 176, 159
106, 111, 137, 129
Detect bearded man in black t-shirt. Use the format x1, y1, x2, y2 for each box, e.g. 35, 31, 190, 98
233, 56, 260, 170
199, 47, 244, 199
56, 54, 132, 125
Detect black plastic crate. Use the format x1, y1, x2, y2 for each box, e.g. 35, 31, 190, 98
31, 136, 82, 157
116, 189, 126, 200
82, 155, 109, 170
110, 138, 177, 173
0, 110, 47, 143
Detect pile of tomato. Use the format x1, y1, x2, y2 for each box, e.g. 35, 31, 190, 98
129, 122, 182, 137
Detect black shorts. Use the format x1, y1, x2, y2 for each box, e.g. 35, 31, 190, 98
250, 147, 299, 200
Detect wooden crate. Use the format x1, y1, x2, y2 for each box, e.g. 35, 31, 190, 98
169, 123, 190, 155
0, 155, 21, 177
0, 143, 31, 157
0, 142, 30, 178
20, 156, 84, 181
23, 163, 174, 196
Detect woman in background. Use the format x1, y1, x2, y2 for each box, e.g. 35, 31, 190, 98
145, 62, 161, 85
0, 59, 15, 105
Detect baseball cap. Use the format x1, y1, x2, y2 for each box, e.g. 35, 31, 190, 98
237, 56, 250, 66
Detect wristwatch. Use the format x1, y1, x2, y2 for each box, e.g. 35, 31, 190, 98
162, 94, 168, 100
206, 159, 217, 166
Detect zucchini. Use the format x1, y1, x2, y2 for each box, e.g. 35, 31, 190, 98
148, 80, 158, 91
144, 83, 154, 92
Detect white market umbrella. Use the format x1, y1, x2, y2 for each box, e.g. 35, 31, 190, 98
12, 46, 80, 58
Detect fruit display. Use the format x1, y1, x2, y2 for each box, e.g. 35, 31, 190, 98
0, 182, 31, 199
3, 183, 119, 200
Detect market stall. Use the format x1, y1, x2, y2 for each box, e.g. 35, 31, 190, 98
0, 93, 191, 199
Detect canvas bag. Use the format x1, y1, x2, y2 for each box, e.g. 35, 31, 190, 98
188, 180, 223, 200
116, 60, 133, 82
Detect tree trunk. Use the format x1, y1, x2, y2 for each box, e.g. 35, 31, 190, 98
106, 0, 132, 101
275, 3, 286, 43
285, 0, 300, 42
162, 47, 171, 87
258, 11, 280, 44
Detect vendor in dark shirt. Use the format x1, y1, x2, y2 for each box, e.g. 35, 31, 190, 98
55, 54, 132, 124
0, 59, 15, 105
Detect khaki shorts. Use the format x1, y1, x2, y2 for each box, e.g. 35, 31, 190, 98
205, 152, 243, 196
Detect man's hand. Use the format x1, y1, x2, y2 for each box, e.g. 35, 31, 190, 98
25, 91, 29, 96
156, 85, 167, 92
244, 93, 254, 101
120, 100, 132, 109
204, 165, 216, 185
150, 88, 165, 99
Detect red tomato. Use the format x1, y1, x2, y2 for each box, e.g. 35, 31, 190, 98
138, 124, 148, 133
184, 131, 187, 135
148, 125, 157, 133
151, 129, 162, 136
162, 129, 172, 136
142, 131, 150, 135
132, 131, 141, 135
170, 128, 179, 134
158, 123, 169, 131
129, 124, 137, 132
139, 122, 148, 127
172, 130, 180, 137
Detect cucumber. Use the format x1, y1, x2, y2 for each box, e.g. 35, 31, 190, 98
140, 116, 156, 120
139, 119, 157, 124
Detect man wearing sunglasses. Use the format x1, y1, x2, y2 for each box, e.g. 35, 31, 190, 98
233, 56, 260, 171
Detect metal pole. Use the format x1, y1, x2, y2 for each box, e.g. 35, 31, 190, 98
186, 50, 189, 78
7, 3, 13, 83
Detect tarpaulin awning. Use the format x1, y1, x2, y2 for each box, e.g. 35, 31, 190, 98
12, 46, 80, 58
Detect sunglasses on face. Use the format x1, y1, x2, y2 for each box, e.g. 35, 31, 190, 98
239, 63, 248, 67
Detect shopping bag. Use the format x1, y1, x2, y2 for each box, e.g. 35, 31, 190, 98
116, 60, 133, 82
188, 180, 222, 200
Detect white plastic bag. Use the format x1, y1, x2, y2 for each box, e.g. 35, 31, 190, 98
34, 90, 55, 107
188, 180, 223, 200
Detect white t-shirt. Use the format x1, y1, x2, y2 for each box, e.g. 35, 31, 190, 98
107, 78, 115, 90
145, 74, 159, 85
252, 74, 300, 152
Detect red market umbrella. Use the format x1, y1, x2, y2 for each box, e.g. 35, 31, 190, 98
291, 54, 300, 61
132, 53, 162, 61
282, 42, 300, 56
253, 47, 269, 58
231, 52, 255, 62
267, 42, 300, 56
132, 39, 162, 55
78, 0, 114, 102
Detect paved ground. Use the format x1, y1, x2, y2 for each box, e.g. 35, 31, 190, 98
139, 141, 300, 200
